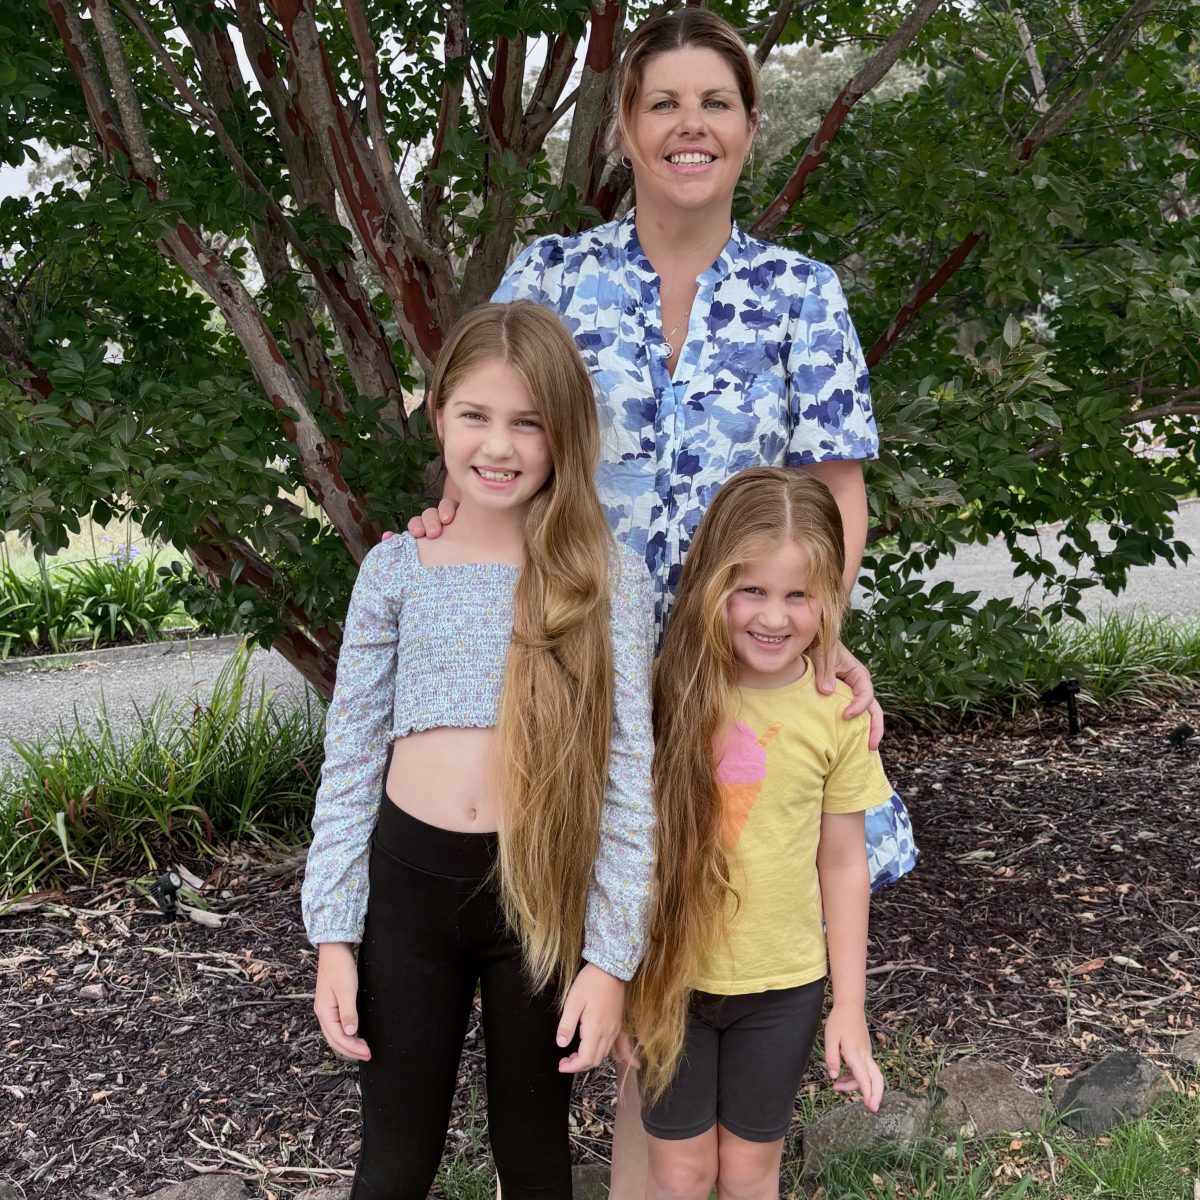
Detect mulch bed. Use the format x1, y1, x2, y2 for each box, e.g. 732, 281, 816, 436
2, 692, 1198, 1199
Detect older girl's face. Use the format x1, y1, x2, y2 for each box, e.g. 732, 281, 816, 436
626, 47, 757, 217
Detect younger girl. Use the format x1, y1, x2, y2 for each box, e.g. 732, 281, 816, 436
301, 301, 655, 1200
629, 467, 886, 1200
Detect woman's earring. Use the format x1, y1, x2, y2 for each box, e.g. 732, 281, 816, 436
620, 155, 632, 169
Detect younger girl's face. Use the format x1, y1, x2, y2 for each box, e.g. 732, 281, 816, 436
725, 541, 821, 689
434, 358, 552, 518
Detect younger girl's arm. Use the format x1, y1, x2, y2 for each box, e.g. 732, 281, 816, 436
558, 547, 657, 1072
817, 808, 884, 1111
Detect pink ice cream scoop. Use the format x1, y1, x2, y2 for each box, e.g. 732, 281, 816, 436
717, 721, 782, 846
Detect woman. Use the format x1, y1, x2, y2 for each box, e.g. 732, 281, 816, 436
411, 10, 917, 1190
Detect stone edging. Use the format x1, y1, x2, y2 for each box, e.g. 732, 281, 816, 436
0, 634, 246, 676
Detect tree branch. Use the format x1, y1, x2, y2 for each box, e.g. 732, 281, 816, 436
1027, 398, 1200, 461
190, 518, 341, 696
564, 0, 622, 210
269, 0, 456, 370
1011, 8, 1048, 114
754, 0, 796, 68
421, 0, 466, 243
229, 0, 406, 429
85, 0, 161, 188
751, 0, 946, 237
343, 0, 411, 227
866, 0, 1159, 369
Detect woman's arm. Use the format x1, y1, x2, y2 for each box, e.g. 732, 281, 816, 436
798, 459, 866, 594
816, 808, 884, 1112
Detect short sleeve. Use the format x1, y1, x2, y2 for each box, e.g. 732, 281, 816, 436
821, 708, 894, 815
784, 262, 879, 466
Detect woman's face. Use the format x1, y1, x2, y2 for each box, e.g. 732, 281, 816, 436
625, 47, 757, 218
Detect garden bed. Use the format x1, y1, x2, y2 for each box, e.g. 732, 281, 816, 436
1, 691, 1197, 1199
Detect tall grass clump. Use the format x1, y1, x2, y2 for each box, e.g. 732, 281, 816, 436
0, 644, 325, 897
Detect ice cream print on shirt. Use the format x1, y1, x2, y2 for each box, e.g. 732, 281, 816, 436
716, 720, 783, 847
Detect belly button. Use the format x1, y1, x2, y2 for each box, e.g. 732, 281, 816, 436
468, 807, 477, 822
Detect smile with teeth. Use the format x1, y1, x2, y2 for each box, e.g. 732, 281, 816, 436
748, 632, 787, 645
668, 152, 715, 165
475, 467, 518, 482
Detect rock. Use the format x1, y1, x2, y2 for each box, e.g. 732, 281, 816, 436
1055, 1050, 1172, 1135
934, 1059, 1044, 1138
0, 1183, 23, 1200
802, 1093, 931, 1176
78, 982, 106, 1001
140, 1178, 249, 1200
572, 1162, 609, 1199
1169, 1031, 1200, 1068
294, 1189, 351, 1200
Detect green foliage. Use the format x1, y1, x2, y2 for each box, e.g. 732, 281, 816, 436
0, 0, 1196, 696
0, 643, 324, 896
0, 547, 231, 655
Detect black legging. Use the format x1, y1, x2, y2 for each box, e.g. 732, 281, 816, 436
351, 781, 574, 1200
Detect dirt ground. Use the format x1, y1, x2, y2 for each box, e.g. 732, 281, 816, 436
2, 692, 1198, 1199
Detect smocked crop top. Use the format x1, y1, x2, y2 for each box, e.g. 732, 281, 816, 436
301, 534, 656, 981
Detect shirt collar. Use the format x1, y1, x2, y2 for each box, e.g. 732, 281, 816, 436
619, 208, 747, 285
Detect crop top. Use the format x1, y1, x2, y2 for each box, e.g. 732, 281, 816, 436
301, 534, 657, 981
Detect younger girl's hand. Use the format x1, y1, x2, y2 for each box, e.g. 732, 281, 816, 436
314, 942, 371, 1062
556, 964, 626, 1073
824, 1005, 884, 1112
405, 498, 459, 539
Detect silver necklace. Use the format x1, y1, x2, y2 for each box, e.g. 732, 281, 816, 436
663, 303, 693, 347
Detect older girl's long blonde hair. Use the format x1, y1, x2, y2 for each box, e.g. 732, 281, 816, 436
427, 301, 614, 998
628, 467, 847, 1102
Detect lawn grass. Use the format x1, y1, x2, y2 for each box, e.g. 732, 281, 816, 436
779, 1075, 1199, 1200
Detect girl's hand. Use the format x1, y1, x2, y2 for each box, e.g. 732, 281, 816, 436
405, 498, 459, 539
556, 964, 626, 1073
314, 942, 372, 1061
823, 1005, 883, 1112
812, 639, 884, 750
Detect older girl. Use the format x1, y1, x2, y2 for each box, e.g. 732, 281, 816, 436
303, 302, 655, 1199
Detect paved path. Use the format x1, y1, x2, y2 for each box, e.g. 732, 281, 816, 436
2, 502, 1196, 774
0, 640, 314, 774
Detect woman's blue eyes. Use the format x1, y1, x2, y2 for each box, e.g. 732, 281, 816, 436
651, 99, 731, 111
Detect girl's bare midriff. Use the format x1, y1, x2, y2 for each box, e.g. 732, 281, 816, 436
385, 727, 500, 831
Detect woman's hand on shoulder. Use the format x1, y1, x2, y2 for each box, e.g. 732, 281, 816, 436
398, 498, 459, 540
556, 963, 626, 1073
823, 1004, 883, 1112
813, 639, 884, 750
314, 942, 372, 1062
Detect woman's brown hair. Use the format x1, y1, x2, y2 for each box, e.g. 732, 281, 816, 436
427, 301, 615, 998
609, 8, 762, 163
628, 467, 846, 1102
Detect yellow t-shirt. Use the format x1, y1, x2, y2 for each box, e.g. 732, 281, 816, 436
692, 662, 894, 995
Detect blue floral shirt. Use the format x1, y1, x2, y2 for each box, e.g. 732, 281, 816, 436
493, 210, 879, 626
494, 212, 917, 893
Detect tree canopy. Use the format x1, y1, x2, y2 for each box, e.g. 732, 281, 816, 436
1, 0, 1197, 698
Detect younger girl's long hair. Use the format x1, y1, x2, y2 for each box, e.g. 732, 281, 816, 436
628, 467, 847, 1102
426, 301, 615, 999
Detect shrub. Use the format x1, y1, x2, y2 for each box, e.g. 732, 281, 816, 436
0, 644, 324, 896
